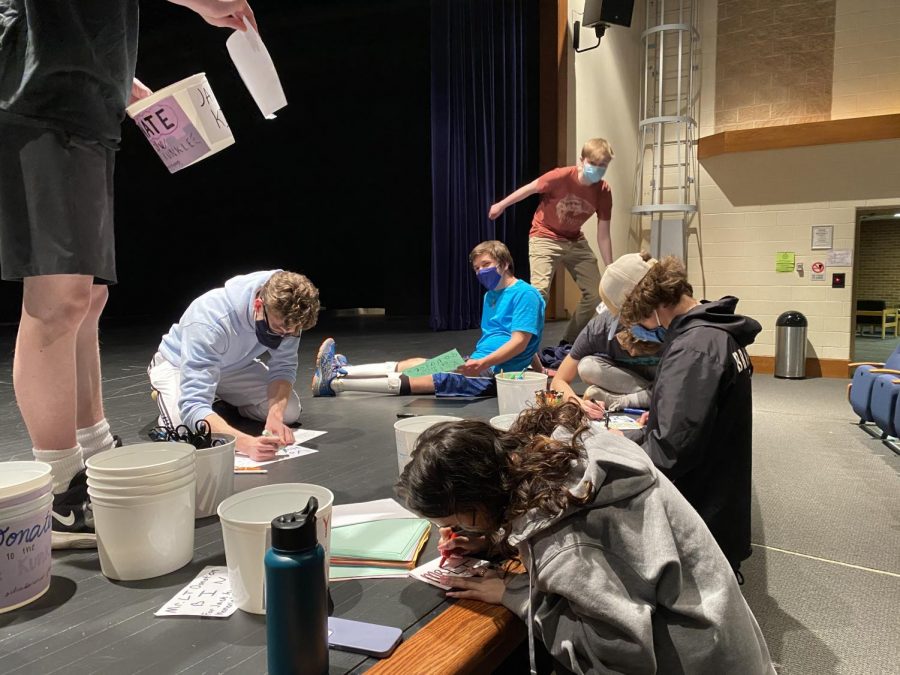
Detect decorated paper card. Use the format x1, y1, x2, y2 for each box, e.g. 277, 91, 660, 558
155, 566, 236, 618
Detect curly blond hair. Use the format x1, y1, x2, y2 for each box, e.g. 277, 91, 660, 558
259, 271, 320, 331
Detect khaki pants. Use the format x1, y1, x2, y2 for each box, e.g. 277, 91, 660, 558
529, 236, 601, 343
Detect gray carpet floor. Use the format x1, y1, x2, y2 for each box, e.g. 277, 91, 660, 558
747, 376, 900, 674
852, 333, 900, 364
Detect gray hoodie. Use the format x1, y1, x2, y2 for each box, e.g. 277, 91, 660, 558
501, 428, 774, 675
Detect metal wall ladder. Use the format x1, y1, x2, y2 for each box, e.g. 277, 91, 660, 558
631, 0, 701, 263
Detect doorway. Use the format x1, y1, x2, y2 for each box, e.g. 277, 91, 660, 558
852, 206, 900, 363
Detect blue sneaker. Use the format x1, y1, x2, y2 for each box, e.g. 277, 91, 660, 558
312, 338, 344, 396
335, 353, 349, 368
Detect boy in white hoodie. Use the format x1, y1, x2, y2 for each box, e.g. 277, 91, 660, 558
149, 270, 319, 461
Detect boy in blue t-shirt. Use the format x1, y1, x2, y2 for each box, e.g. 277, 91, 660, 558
312, 240, 545, 397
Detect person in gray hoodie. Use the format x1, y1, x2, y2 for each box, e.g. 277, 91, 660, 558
397, 403, 775, 675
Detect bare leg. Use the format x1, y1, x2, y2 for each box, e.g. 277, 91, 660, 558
15, 275, 94, 450
408, 375, 436, 394
75, 285, 109, 428
396, 357, 427, 371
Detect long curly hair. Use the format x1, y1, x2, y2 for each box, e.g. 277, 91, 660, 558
395, 402, 594, 555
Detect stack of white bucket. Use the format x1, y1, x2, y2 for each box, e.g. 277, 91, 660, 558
86, 442, 196, 581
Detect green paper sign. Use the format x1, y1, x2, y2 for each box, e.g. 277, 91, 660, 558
401, 349, 465, 377
775, 252, 795, 273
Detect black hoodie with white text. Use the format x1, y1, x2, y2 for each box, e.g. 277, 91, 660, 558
636, 296, 761, 570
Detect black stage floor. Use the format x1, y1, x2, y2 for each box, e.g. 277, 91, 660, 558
0, 315, 567, 674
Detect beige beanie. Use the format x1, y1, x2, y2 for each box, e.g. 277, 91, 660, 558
599, 253, 657, 316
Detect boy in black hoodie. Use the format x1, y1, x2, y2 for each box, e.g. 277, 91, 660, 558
599, 252, 762, 575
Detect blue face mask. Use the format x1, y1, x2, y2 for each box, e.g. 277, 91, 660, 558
255, 319, 284, 350
630, 324, 667, 343
582, 162, 606, 184
476, 266, 502, 291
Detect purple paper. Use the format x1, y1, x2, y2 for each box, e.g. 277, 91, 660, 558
133, 95, 211, 173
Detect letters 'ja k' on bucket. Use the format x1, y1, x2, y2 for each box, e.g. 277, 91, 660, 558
126, 73, 234, 173
495, 371, 549, 416
217, 483, 334, 615
394, 416, 462, 474
0, 461, 53, 614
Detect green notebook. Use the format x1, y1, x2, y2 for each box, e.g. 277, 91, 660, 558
329, 565, 408, 581
330, 518, 430, 562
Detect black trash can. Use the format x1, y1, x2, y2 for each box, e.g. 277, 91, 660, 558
775, 311, 808, 379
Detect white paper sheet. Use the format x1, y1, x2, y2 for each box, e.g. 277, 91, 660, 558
233, 430, 326, 469
226, 17, 287, 119
409, 555, 493, 591
331, 498, 419, 529
155, 566, 237, 618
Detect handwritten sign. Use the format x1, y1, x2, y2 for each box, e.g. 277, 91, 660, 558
401, 349, 465, 377
155, 566, 236, 618
133, 95, 210, 173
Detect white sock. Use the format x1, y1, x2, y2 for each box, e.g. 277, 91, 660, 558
77, 418, 117, 459
342, 362, 398, 378
33, 445, 85, 494
333, 374, 402, 395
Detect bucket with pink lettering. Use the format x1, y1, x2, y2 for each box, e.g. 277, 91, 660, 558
126, 73, 235, 174
0, 461, 54, 614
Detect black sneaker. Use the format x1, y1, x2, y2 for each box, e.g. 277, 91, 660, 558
51, 469, 96, 550
113, 435, 123, 448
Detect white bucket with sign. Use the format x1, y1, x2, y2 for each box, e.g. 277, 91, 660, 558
393, 415, 462, 474
0, 462, 54, 613
126, 73, 234, 173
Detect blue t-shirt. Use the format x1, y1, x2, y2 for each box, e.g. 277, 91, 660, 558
471, 279, 545, 372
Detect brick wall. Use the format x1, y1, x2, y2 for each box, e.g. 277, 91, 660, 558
715, 0, 836, 132
832, 0, 900, 119
856, 220, 900, 307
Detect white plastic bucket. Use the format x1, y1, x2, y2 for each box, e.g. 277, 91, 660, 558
217, 483, 334, 615
0, 462, 53, 614
126, 73, 234, 174
496, 372, 548, 416
393, 415, 462, 474
90, 481, 195, 581
85, 462, 195, 489
87, 470, 196, 498
489, 413, 520, 432
194, 434, 236, 519
85, 443, 194, 477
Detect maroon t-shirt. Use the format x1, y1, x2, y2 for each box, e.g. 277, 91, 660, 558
529, 166, 612, 241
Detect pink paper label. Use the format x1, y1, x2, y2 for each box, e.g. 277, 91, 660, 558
133, 95, 211, 173
0, 504, 52, 610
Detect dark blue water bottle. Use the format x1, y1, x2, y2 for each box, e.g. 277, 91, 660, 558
265, 497, 328, 675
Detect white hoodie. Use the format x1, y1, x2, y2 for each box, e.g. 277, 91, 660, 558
156, 270, 301, 429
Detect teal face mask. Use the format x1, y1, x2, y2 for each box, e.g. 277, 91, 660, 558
582, 163, 606, 184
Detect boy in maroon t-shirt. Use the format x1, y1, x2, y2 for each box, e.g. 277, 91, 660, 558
489, 138, 614, 343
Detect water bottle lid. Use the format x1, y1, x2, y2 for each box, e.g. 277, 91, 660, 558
271, 496, 319, 553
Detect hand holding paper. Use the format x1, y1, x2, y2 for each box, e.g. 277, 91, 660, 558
226, 16, 287, 118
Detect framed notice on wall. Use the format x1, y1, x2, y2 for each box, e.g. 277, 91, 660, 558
811, 224, 834, 250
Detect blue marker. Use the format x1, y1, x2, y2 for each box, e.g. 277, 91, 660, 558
622, 408, 647, 416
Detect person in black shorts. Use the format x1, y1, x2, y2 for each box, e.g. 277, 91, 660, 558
0, 0, 257, 549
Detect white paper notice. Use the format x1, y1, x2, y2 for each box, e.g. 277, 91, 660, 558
226, 17, 287, 119
155, 566, 236, 618
827, 249, 852, 267
233, 429, 326, 469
